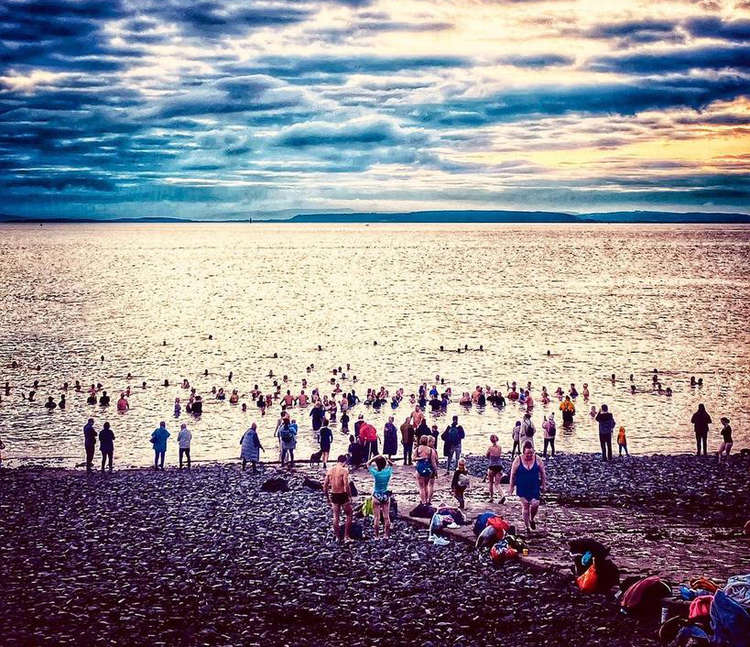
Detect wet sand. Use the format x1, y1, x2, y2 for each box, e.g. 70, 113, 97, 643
1, 452, 748, 646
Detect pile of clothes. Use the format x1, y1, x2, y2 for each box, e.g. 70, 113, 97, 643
655, 574, 750, 647
472, 511, 527, 565
569, 538, 620, 594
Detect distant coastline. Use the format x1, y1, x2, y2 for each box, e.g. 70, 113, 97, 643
1, 210, 749, 224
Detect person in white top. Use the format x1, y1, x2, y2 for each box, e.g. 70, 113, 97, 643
177, 423, 192, 469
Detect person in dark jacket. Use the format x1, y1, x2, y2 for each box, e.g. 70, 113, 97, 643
383, 416, 398, 459
310, 401, 325, 431
99, 421, 115, 471
400, 417, 414, 465
83, 418, 97, 472
595, 404, 616, 461
691, 404, 712, 456
442, 415, 465, 474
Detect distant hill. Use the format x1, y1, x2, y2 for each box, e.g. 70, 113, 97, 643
1, 210, 748, 224
281, 210, 750, 224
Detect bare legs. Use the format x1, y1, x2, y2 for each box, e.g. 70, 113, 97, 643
520, 497, 540, 531
373, 499, 391, 538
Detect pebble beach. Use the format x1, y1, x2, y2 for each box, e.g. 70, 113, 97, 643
2, 452, 748, 647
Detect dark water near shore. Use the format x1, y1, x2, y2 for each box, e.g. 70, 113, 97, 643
0, 223, 748, 466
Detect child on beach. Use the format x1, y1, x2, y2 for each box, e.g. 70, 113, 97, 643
451, 458, 470, 509
617, 426, 629, 456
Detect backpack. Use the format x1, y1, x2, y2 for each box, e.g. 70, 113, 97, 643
280, 428, 293, 444
621, 576, 671, 615
548, 421, 556, 437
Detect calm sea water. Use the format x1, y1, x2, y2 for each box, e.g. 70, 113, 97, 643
0, 223, 748, 467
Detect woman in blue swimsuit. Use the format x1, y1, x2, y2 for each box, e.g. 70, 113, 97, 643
509, 441, 547, 533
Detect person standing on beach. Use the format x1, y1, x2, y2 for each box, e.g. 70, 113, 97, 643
240, 422, 264, 472
383, 416, 398, 460
595, 404, 616, 461
509, 441, 547, 533
542, 414, 556, 458
617, 426, 629, 457
367, 455, 394, 539
83, 418, 96, 472
414, 435, 438, 505
177, 423, 192, 469
99, 421, 114, 472
400, 416, 414, 465
319, 419, 333, 469
277, 419, 296, 468
151, 421, 170, 470
442, 415, 465, 474
691, 404, 712, 456
323, 455, 353, 543
486, 434, 506, 504
717, 417, 733, 463
510, 420, 522, 459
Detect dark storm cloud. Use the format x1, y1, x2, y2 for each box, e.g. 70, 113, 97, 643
409, 75, 750, 126
590, 45, 750, 74
0, 0, 145, 70
684, 16, 750, 41
585, 19, 677, 42
0, 173, 116, 191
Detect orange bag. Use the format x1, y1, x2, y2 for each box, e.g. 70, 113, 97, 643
577, 564, 599, 593
487, 516, 510, 538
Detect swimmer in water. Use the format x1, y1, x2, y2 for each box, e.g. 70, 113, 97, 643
142, 381, 147, 389
590, 406, 597, 417
582, 384, 590, 399
630, 384, 636, 394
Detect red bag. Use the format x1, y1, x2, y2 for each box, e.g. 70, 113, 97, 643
487, 516, 510, 538
689, 595, 713, 621
577, 564, 599, 593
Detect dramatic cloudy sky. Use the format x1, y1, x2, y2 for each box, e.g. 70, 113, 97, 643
1, 0, 749, 219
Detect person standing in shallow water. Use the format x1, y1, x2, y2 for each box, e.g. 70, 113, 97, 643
486, 434, 506, 504
99, 421, 114, 472
83, 418, 96, 472
509, 441, 547, 533
151, 421, 170, 470
400, 416, 414, 465
319, 418, 333, 469
691, 403, 712, 456
240, 422, 263, 472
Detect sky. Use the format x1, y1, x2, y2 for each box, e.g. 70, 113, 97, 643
1, 0, 749, 219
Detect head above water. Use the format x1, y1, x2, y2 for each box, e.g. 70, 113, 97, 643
600, 404, 608, 412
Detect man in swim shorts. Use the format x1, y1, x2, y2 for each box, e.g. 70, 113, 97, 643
323, 455, 353, 543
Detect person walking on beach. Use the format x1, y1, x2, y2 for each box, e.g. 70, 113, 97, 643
509, 441, 547, 533
717, 417, 733, 464
442, 415, 465, 474
83, 418, 97, 472
319, 418, 333, 469
151, 421, 170, 470
177, 423, 192, 469
368, 455, 394, 539
542, 414, 556, 458
486, 434, 506, 504
400, 416, 414, 465
691, 404, 712, 456
451, 458, 470, 509
240, 422, 264, 472
99, 421, 114, 472
414, 435, 438, 506
323, 455, 353, 543
595, 404, 616, 461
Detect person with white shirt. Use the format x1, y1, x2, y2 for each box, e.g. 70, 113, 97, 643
177, 423, 192, 469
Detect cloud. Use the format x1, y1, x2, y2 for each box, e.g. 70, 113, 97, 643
274, 116, 423, 148
233, 54, 472, 79
409, 75, 750, 126
498, 53, 575, 67
590, 44, 750, 74
684, 16, 750, 42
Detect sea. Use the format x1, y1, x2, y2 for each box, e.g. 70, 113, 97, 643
0, 223, 748, 467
